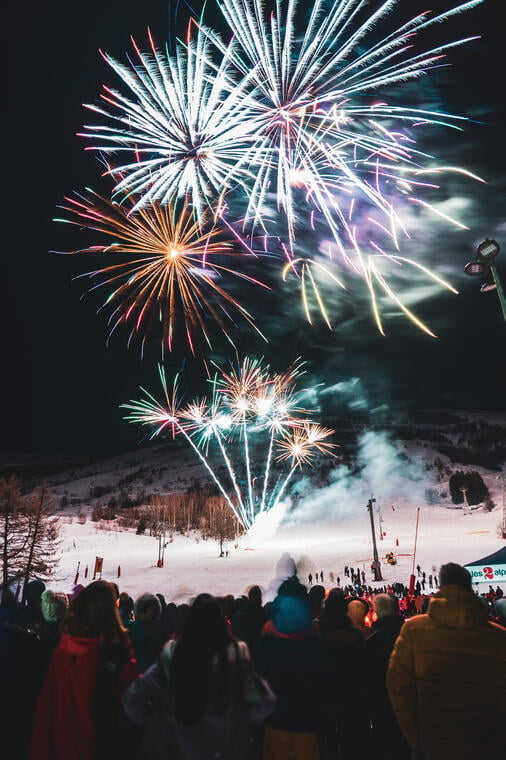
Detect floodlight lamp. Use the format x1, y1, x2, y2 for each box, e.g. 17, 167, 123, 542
476, 238, 500, 261
464, 260, 488, 276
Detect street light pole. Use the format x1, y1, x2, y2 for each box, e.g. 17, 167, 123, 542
489, 262, 506, 325
367, 495, 383, 581
464, 238, 506, 328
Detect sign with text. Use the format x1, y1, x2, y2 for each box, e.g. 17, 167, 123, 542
465, 563, 506, 582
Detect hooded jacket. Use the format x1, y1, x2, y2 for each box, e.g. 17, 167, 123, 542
256, 595, 333, 733
31, 632, 138, 760
386, 584, 506, 760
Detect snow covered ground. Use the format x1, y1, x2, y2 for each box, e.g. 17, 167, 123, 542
45, 428, 506, 603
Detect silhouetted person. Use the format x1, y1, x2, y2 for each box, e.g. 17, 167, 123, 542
365, 594, 410, 759
315, 588, 369, 760
387, 563, 506, 760
123, 593, 275, 759
31, 580, 139, 760
257, 578, 332, 760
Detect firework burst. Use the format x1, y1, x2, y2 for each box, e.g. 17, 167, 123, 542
55, 190, 268, 355
123, 358, 337, 530
80, 25, 257, 225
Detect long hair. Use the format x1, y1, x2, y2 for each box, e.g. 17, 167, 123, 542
171, 593, 236, 725
63, 580, 126, 641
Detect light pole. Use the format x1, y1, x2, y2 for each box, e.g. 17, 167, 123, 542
464, 238, 506, 327
497, 473, 506, 539
367, 495, 383, 581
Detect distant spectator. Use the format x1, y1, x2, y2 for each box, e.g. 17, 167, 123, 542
387, 562, 506, 760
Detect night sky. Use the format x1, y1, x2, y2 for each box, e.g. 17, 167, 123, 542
4, 0, 505, 460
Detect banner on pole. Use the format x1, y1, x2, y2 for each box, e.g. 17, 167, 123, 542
93, 556, 103, 579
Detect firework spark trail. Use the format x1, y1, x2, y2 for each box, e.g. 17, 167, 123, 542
208, 0, 484, 331
123, 359, 337, 530
215, 0, 483, 242
54, 190, 269, 354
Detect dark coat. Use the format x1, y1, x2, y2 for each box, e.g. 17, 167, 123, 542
387, 584, 506, 760
126, 619, 165, 673
256, 600, 333, 733
365, 615, 410, 755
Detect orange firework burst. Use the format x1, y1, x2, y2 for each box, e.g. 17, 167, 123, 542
55, 190, 268, 355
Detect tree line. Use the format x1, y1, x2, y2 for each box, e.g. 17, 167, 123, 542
0, 476, 60, 598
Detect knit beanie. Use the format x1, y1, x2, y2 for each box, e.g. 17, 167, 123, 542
41, 589, 69, 623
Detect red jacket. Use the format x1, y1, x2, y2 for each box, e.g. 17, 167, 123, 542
31, 633, 138, 760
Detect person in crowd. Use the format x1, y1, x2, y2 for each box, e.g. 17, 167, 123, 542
127, 592, 165, 673
118, 592, 135, 625
495, 597, 506, 627
123, 592, 275, 759
230, 585, 266, 664
38, 588, 68, 665
308, 584, 326, 618
365, 594, 410, 759
256, 577, 333, 760
315, 588, 368, 760
346, 597, 372, 639
0, 588, 46, 760
19, 579, 46, 629
30, 580, 139, 760
387, 562, 506, 760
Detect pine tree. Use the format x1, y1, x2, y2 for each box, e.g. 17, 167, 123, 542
0, 476, 29, 590
21, 481, 60, 599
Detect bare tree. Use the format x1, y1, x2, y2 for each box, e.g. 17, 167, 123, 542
205, 496, 241, 557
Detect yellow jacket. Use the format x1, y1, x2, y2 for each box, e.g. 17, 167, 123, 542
386, 585, 506, 760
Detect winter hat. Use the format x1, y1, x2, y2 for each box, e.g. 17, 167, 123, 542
273, 595, 314, 635
134, 592, 162, 622
439, 563, 472, 591
41, 589, 69, 623
277, 576, 308, 599
26, 579, 46, 601
322, 588, 348, 618
71, 584, 85, 602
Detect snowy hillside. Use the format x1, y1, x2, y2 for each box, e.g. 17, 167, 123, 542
3, 410, 505, 602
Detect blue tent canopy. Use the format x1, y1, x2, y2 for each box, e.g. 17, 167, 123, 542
464, 546, 506, 567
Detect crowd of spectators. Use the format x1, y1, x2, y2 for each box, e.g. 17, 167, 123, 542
1, 562, 505, 760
